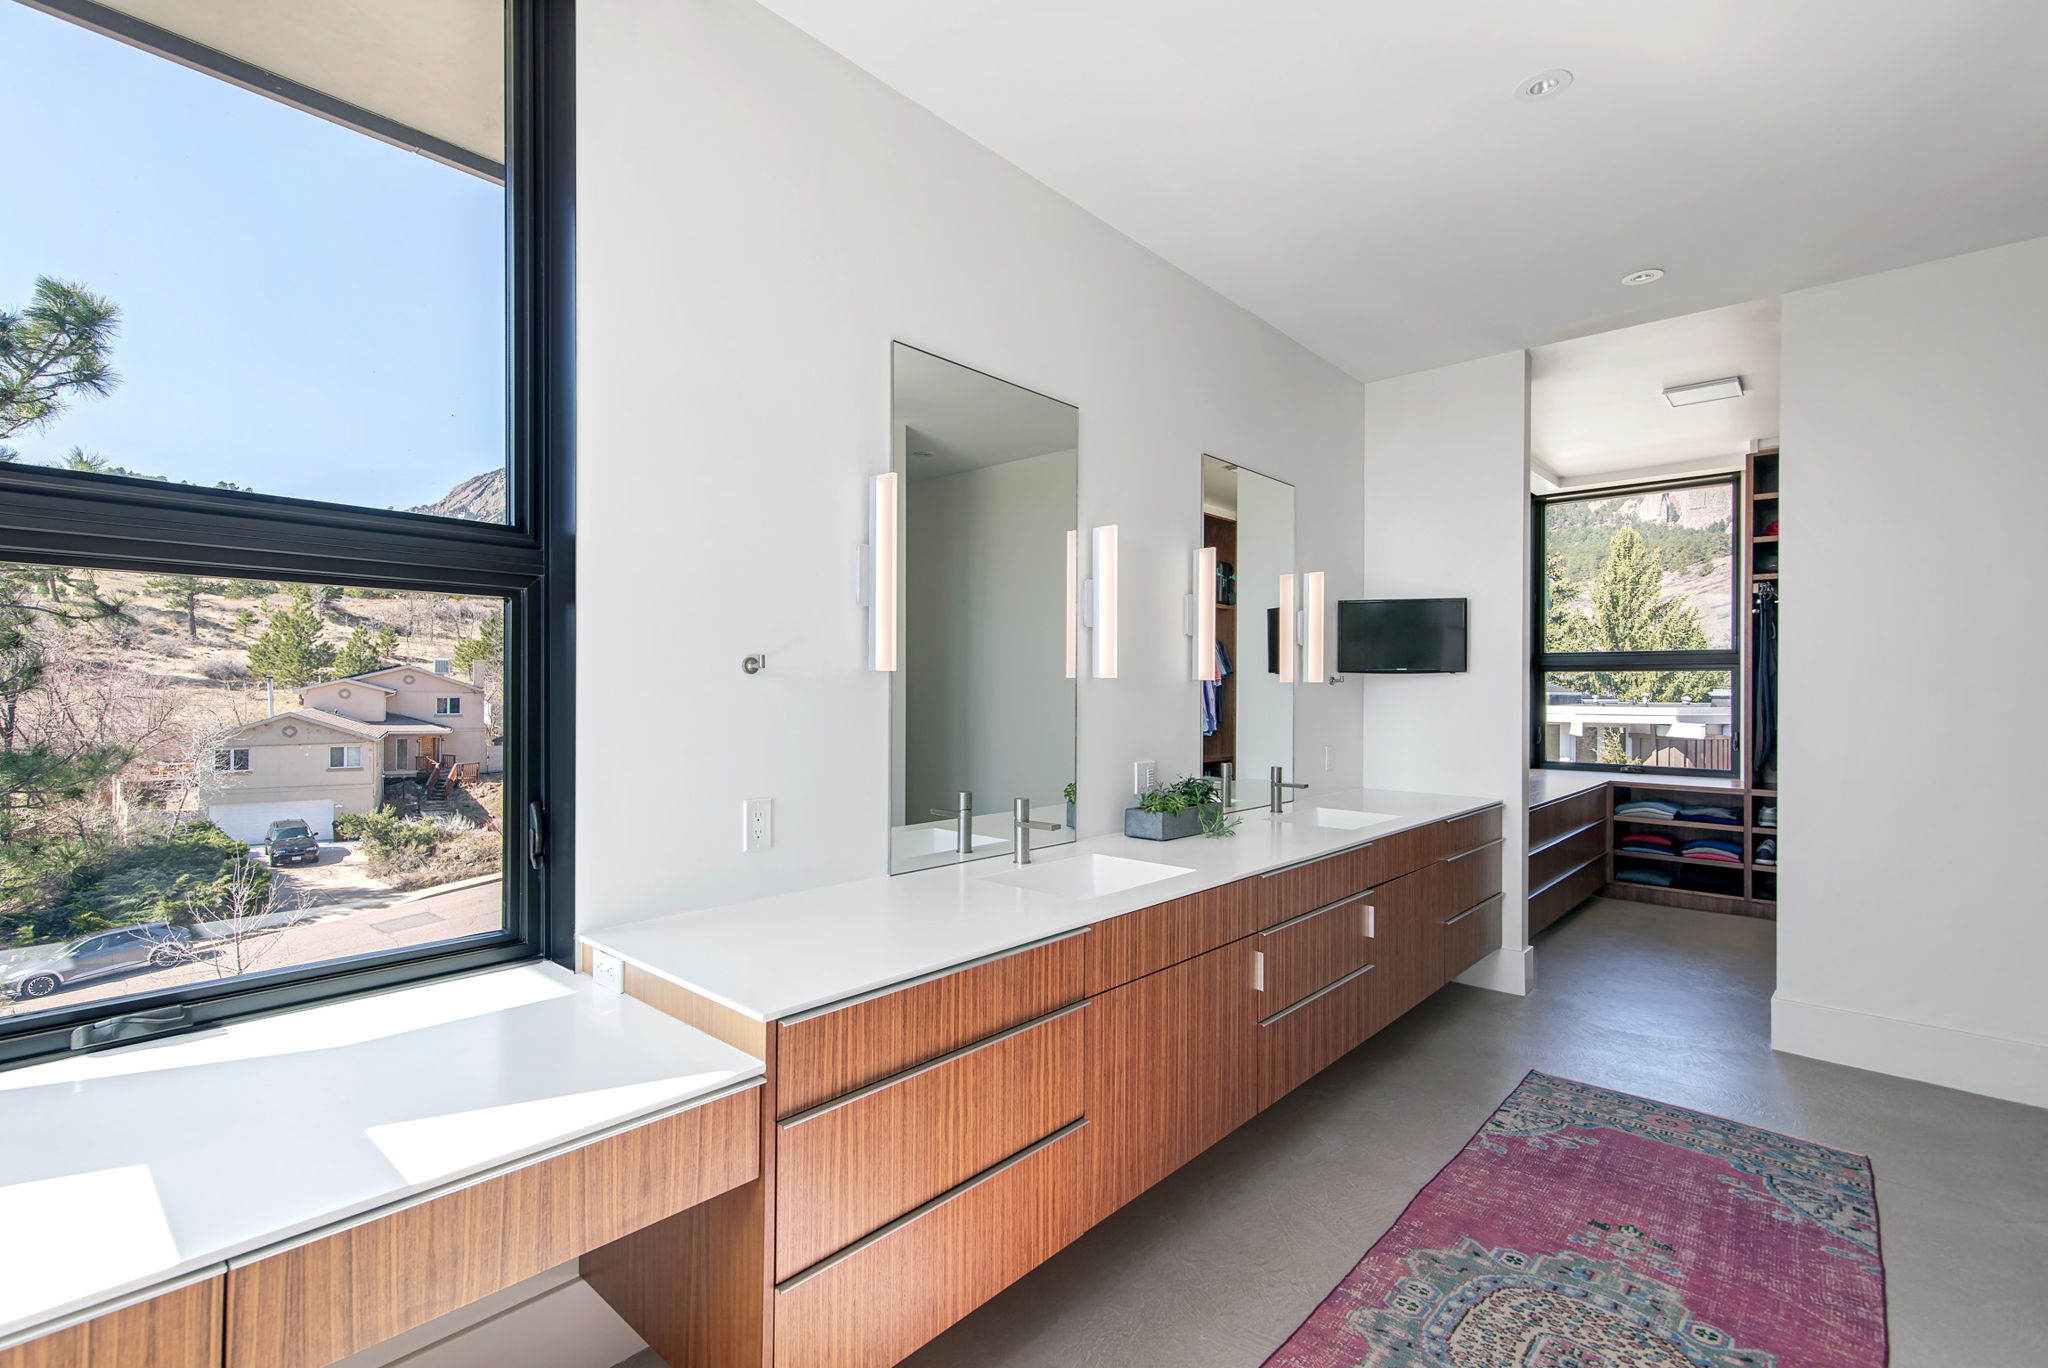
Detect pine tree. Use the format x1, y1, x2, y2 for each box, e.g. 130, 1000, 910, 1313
233, 608, 256, 636
144, 574, 226, 639
372, 626, 399, 660
1550, 527, 1722, 704
0, 277, 120, 460
246, 599, 335, 689
331, 628, 383, 680
452, 612, 502, 673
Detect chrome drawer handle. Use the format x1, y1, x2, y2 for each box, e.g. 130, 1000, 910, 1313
1443, 837, 1505, 864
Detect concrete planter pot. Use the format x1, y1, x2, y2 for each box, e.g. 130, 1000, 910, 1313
1124, 804, 1217, 841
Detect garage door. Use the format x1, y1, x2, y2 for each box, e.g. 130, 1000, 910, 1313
209, 801, 337, 844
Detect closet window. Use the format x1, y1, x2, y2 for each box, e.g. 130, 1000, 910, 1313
0, 0, 574, 1067
1533, 478, 1740, 775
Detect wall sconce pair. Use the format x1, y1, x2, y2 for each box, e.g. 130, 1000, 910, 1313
862, 473, 1118, 678
1189, 556, 1326, 684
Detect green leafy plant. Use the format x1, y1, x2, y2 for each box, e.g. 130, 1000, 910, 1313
1062, 783, 1077, 804
1199, 806, 1242, 839
1136, 775, 1219, 815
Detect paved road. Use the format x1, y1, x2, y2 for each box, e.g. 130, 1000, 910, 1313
0, 878, 503, 1021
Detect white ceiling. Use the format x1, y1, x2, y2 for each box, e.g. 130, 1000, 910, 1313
1530, 299, 1778, 487
98, 0, 504, 163
755, 0, 2048, 382
895, 344, 1078, 481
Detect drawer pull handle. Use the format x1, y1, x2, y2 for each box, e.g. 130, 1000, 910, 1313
779, 1000, 1089, 1127
1258, 840, 1374, 879
1443, 901, 1491, 926
1442, 837, 1505, 864
1261, 886, 1376, 937
777, 925, 1089, 1024
1251, 949, 1265, 993
1258, 961, 1376, 1027
1362, 904, 1375, 938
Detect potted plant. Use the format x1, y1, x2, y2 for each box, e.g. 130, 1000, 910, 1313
1063, 782, 1077, 830
1125, 776, 1221, 842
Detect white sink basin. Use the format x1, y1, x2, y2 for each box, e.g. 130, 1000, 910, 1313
894, 828, 1007, 857
987, 853, 1194, 900
1288, 807, 1401, 830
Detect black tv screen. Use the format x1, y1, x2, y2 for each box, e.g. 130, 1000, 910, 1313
1338, 598, 1468, 673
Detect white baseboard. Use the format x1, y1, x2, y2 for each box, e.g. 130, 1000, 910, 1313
1455, 945, 1534, 997
329, 1264, 645, 1368
1771, 995, 2048, 1110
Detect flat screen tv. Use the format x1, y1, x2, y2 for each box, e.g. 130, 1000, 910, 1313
1337, 598, 1468, 674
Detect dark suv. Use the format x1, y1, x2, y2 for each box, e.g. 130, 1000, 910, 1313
1, 923, 193, 1000
264, 818, 321, 867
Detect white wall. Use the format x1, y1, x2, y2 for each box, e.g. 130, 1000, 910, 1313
1231, 466, 1294, 793
1775, 235, 2048, 1108
575, 0, 1364, 930
1358, 352, 1532, 994
903, 448, 1076, 821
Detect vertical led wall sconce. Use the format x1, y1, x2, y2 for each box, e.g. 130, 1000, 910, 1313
859, 471, 899, 671
1081, 524, 1119, 679
1276, 571, 1298, 683
1301, 570, 1327, 683
1065, 529, 1079, 680
1190, 546, 1218, 681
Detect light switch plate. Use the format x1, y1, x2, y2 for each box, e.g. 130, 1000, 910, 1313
1323, 743, 1335, 772
590, 949, 623, 995
1133, 759, 1157, 794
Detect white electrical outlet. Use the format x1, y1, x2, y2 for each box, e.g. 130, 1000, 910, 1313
590, 949, 623, 995
743, 797, 773, 851
1133, 759, 1157, 794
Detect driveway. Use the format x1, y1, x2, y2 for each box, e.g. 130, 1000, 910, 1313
0, 878, 504, 1020
261, 841, 401, 906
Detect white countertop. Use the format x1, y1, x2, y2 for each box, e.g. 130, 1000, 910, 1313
582, 788, 1496, 1022
0, 962, 763, 1346
1528, 769, 1612, 806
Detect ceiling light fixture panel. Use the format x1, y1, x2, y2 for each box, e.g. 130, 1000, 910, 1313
1622, 268, 1665, 286
1663, 376, 1746, 407
1516, 68, 1573, 102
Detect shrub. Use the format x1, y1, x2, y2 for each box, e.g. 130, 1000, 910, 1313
343, 810, 438, 856
7, 823, 271, 943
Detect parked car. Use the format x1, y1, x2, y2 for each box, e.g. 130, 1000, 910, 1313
263, 819, 321, 867
1, 923, 194, 1000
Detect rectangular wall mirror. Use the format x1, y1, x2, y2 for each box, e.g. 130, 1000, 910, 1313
1200, 454, 1295, 810
890, 344, 1079, 873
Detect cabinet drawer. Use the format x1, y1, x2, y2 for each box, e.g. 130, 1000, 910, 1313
1255, 889, 1374, 1011
1529, 856, 1605, 936
775, 1003, 1086, 1280
1432, 805, 1504, 862
227, 1089, 759, 1368
1529, 817, 1606, 892
1438, 894, 1504, 983
1253, 846, 1376, 933
1085, 878, 1259, 991
778, 932, 1084, 1116
1529, 787, 1608, 848
1359, 822, 1435, 886
1256, 960, 1387, 1108
2, 1277, 222, 1368
773, 1122, 1091, 1368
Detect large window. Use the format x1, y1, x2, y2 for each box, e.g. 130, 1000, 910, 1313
0, 0, 573, 1067
1534, 479, 1739, 774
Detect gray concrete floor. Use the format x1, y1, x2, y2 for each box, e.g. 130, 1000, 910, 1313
621, 898, 2048, 1368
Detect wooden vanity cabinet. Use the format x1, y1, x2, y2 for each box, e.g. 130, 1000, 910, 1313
0, 1279, 222, 1368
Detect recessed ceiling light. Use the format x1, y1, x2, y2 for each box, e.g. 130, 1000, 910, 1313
1515, 68, 1573, 103
1663, 377, 1745, 407
1622, 268, 1665, 286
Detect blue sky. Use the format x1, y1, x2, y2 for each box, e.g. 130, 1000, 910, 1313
0, 2, 505, 512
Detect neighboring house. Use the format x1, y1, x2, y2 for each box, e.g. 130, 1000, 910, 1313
202, 664, 498, 843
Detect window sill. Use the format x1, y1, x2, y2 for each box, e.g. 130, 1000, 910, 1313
0, 962, 763, 1348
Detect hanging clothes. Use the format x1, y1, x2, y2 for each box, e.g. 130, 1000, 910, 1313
1753, 581, 1779, 783
1201, 640, 1233, 736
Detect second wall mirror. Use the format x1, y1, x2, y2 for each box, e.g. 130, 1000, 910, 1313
889, 344, 1078, 873
1200, 454, 1295, 810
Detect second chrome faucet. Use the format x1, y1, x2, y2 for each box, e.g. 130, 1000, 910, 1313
1269, 765, 1307, 813
1013, 797, 1061, 863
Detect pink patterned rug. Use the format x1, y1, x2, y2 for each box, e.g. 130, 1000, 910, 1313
1264, 1072, 1885, 1367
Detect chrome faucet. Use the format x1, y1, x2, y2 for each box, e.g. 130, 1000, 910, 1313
1218, 761, 1235, 810
929, 790, 973, 854
1013, 797, 1061, 864
1269, 765, 1308, 813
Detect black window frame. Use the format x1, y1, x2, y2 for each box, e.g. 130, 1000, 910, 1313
1531, 473, 1742, 777
0, 0, 576, 1069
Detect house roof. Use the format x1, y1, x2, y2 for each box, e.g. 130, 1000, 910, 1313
348, 665, 486, 693
301, 678, 397, 696
213, 709, 453, 744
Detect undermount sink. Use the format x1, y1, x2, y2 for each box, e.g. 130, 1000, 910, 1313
894, 828, 1006, 857
987, 853, 1194, 900
1286, 807, 1401, 830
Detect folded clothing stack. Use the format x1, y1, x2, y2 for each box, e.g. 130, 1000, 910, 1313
1681, 838, 1743, 863
1756, 805, 1778, 828
1614, 798, 1680, 820
1675, 803, 1742, 826
1618, 833, 1676, 856
1755, 837, 1776, 866
1614, 866, 1675, 887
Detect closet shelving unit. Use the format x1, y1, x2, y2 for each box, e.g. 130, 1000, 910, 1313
1200, 512, 1238, 775
1600, 446, 1780, 919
